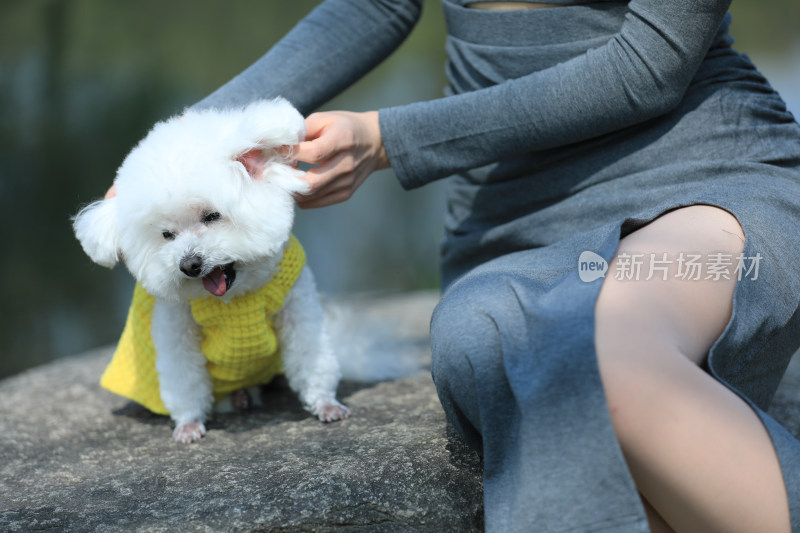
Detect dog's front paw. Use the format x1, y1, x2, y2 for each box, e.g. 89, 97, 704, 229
315, 399, 351, 422
172, 421, 206, 443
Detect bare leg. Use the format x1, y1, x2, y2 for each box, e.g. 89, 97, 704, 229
595, 205, 791, 533
642, 496, 675, 533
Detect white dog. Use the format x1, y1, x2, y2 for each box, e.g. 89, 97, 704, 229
73, 98, 350, 443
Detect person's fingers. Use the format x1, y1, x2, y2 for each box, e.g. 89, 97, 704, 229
295, 191, 347, 210
294, 133, 341, 165
302, 152, 354, 193
295, 112, 341, 163
273, 145, 300, 168
296, 181, 359, 209
295, 159, 365, 209
302, 112, 331, 139
292, 110, 385, 209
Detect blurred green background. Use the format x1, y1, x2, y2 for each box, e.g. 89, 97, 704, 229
1, 0, 798, 380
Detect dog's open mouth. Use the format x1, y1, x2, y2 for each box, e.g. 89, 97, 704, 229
202, 263, 236, 297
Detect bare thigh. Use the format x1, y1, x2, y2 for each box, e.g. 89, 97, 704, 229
594, 204, 790, 532
598, 204, 745, 367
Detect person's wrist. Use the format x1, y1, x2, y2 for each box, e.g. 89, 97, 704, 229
365, 110, 390, 170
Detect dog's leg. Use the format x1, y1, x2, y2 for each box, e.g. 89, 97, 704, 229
231, 388, 252, 412
151, 298, 213, 442
275, 267, 351, 422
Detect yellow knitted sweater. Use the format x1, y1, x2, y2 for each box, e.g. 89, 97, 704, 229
100, 235, 306, 415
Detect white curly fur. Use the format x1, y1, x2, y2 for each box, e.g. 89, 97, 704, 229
73, 98, 349, 443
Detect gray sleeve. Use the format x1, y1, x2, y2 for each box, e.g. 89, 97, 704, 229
192, 0, 423, 116
380, 0, 733, 189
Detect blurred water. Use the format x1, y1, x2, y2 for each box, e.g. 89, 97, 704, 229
0, 1, 798, 379
0, 0, 449, 379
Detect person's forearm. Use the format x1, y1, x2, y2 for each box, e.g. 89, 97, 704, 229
380, 0, 732, 189
193, 0, 423, 115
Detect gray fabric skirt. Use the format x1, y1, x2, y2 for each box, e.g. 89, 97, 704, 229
431, 2, 800, 531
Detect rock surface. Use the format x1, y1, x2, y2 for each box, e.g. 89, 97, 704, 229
3, 291, 800, 532
0, 291, 484, 532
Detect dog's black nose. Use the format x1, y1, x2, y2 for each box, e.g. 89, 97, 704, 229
180, 254, 203, 277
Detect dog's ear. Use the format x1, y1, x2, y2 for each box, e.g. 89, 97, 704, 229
72, 197, 120, 268
235, 146, 309, 196
236, 147, 274, 180
229, 98, 308, 191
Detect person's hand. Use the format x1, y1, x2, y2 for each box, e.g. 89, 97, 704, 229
294, 110, 390, 209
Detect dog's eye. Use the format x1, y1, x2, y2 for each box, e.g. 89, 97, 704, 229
162, 230, 176, 241
202, 211, 221, 224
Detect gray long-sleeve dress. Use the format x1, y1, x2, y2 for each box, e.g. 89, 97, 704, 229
196, 1, 800, 530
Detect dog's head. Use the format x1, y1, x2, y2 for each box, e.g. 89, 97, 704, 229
73, 98, 309, 301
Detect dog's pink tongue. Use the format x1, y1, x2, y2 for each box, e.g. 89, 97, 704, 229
202, 268, 227, 296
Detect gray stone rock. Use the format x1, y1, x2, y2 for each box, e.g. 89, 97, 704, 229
2, 290, 800, 532
0, 291, 484, 532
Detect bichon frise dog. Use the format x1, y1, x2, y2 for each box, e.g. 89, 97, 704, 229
73, 98, 350, 443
